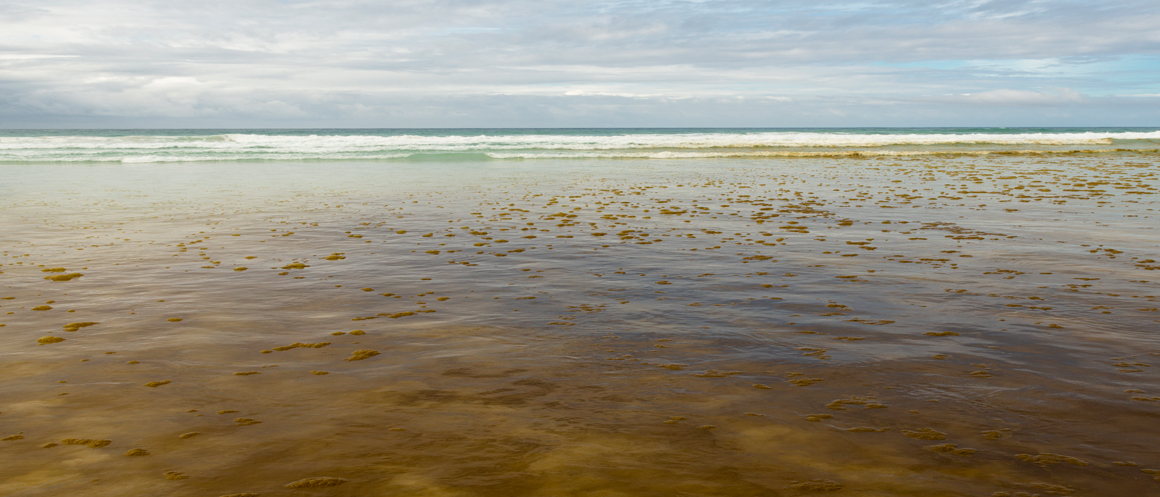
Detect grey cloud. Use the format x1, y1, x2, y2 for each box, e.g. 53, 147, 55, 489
1, 0, 1158, 127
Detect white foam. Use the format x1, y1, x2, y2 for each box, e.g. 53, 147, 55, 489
1, 131, 1157, 162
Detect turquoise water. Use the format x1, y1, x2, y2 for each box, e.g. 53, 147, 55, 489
1, 128, 1158, 162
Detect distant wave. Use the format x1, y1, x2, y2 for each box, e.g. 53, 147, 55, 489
0, 149, 1155, 163
485, 148, 1160, 159
1, 130, 1158, 162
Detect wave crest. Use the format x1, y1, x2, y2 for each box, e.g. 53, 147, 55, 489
1, 130, 1157, 162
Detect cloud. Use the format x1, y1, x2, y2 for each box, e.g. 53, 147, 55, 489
0, 0, 1158, 126
952, 88, 1088, 105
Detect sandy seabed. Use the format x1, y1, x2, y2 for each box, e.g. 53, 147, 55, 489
1, 155, 1159, 496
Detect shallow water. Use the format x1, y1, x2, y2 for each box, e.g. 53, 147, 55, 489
1, 155, 1159, 496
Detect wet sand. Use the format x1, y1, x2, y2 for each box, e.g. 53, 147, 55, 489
1, 155, 1159, 496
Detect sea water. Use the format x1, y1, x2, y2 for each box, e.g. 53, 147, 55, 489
1, 129, 1158, 496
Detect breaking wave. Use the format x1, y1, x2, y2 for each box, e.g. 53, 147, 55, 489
1, 129, 1157, 163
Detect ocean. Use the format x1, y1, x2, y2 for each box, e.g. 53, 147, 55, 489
1, 129, 1158, 496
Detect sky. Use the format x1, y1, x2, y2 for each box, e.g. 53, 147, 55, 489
1, 0, 1159, 128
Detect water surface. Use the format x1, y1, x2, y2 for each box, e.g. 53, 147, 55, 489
1, 136, 1159, 496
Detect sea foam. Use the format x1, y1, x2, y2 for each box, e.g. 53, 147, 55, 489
1, 130, 1157, 162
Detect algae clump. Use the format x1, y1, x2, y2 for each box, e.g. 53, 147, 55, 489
284, 477, 348, 489
61, 438, 112, 448
345, 349, 380, 361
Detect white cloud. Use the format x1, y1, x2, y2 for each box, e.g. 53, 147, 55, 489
955, 88, 1087, 105
0, 0, 1158, 126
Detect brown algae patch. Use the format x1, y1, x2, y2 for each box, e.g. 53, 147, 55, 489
60, 438, 112, 448
903, 428, 948, 440
345, 349, 380, 361
846, 426, 889, 433
825, 396, 883, 410
164, 471, 189, 480
284, 477, 348, 488
271, 342, 331, 351
925, 443, 977, 456
1016, 453, 1089, 466
124, 448, 150, 456
37, 336, 65, 345
62, 321, 98, 332
178, 432, 200, 439
234, 418, 262, 425
144, 380, 172, 387
167, 318, 183, 322
44, 273, 84, 281
982, 430, 1005, 440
